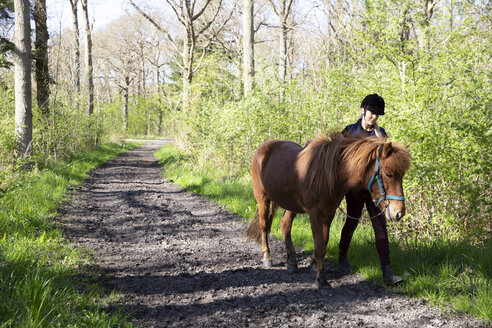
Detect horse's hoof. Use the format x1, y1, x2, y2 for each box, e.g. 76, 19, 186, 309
314, 278, 331, 288
338, 254, 352, 275
383, 274, 404, 285
287, 262, 298, 273
263, 259, 273, 268
319, 286, 333, 296
338, 263, 352, 276
314, 280, 332, 296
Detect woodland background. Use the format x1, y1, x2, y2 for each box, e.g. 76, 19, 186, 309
1, 0, 490, 243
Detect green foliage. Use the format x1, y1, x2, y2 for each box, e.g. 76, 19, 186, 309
0, 81, 15, 153
0, 92, 115, 194
33, 111, 105, 166
193, 51, 242, 103
99, 97, 125, 137
0, 142, 136, 327
126, 95, 163, 136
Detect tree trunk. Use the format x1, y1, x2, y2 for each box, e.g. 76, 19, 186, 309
269, 0, 293, 85
279, 1, 288, 84
69, 0, 80, 95
81, 0, 94, 115
140, 43, 146, 96
242, 0, 254, 97
147, 104, 151, 136
34, 0, 50, 116
14, 0, 33, 166
449, 0, 454, 31
424, 0, 437, 50
123, 76, 129, 131
158, 88, 163, 135
182, 30, 193, 111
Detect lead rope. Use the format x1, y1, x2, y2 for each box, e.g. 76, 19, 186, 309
336, 203, 386, 221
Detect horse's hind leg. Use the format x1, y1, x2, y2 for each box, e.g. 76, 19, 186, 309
281, 210, 298, 273
246, 192, 277, 267
256, 196, 277, 267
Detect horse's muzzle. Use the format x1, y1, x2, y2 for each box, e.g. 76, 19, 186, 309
395, 211, 403, 221
384, 205, 405, 221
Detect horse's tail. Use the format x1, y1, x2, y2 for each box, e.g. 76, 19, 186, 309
245, 202, 276, 244
245, 209, 262, 244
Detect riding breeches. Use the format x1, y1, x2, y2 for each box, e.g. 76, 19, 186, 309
339, 189, 390, 265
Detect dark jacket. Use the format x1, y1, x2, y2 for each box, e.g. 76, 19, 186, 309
342, 118, 387, 138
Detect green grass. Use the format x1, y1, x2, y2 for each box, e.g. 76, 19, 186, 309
0, 142, 137, 327
155, 143, 492, 322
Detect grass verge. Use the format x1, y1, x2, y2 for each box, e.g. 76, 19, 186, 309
155, 143, 491, 322
0, 142, 137, 327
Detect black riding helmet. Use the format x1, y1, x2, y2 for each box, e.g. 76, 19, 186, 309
361, 93, 385, 115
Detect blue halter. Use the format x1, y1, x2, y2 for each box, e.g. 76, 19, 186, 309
368, 146, 405, 207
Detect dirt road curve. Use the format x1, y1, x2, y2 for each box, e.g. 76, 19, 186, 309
61, 141, 486, 328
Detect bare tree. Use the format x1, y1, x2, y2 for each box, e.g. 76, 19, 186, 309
147, 36, 168, 90
130, 0, 224, 110
34, 0, 50, 115
81, 0, 94, 115
94, 15, 140, 131
170, 0, 223, 108
69, 0, 81, 94
129, 14, 152, 96
147, 33, 169, 134
48, 30, 80, 109
242, 0, 254, 97
14, 0, 32, 166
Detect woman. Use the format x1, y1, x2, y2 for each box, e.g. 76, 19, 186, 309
338, 93, 403, 284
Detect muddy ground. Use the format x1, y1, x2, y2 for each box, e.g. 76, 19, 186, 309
61, 141, 488, 328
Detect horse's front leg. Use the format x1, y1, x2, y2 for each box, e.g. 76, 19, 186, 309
309, 213, 333, 296
280, 210, 298, 273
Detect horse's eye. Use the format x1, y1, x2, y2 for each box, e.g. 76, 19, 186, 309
385, 173, 393, 178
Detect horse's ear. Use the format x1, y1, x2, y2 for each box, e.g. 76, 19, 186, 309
404, 144, 410, 149
382, 142, 394, 157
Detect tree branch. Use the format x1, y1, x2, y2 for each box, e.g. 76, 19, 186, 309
267, 0, 280, 17
196, 0, 224, 37
191, 0, 214, 21
128, 0, 179, 54
165, 0, 186, 25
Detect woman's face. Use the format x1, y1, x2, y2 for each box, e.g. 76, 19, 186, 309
362, 109, 379, 127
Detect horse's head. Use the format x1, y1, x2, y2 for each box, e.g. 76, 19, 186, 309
368, 142, 411, 221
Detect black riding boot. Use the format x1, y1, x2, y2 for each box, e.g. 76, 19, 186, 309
338, 253, 352, 274
381, 264, 403, 285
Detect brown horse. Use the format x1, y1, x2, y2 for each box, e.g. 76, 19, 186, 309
245, 132, 411, 294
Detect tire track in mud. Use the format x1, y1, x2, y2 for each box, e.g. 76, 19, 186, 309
61, 141, 487, 328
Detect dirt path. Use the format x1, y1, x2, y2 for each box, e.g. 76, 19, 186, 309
61, 141, 486, 328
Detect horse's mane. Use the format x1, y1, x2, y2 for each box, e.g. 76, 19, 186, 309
298, 131, 411, 199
